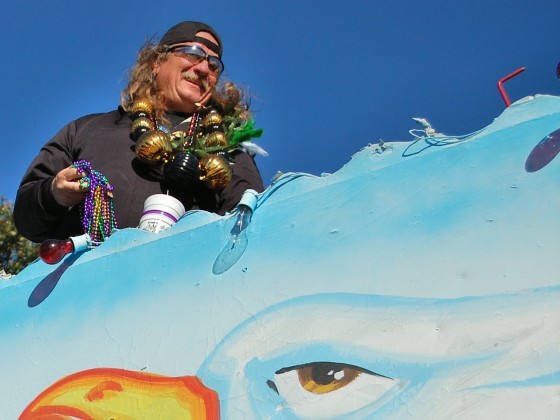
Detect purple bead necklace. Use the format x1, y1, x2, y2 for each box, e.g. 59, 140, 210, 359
72, 160, 117, 243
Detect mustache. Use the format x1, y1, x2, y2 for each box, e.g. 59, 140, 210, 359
182, 73, 209, 92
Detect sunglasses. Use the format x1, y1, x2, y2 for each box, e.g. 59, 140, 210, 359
169, 45, 224, 75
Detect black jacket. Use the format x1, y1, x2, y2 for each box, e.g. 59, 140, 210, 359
14, 108, 264, 242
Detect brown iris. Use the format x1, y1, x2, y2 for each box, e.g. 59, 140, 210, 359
276, 362, 375, 395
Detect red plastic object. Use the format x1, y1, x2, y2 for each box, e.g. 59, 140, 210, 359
39, 239, 75, 264
497, 67, 526, 107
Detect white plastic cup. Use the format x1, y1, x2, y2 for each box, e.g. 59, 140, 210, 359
138, 194, 186, 233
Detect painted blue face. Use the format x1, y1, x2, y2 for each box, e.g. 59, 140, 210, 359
198, 290, 559, 418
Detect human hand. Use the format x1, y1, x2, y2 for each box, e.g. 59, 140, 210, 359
51, 166, 90, 207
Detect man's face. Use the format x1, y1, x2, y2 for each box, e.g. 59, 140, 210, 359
155, 31, 220, 113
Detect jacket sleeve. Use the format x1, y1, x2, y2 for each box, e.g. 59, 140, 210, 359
13, 122, 79, 242
216, 150, 264, 215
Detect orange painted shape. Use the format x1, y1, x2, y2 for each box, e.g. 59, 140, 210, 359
20, 367, 220, 420
85, 380, 123, 401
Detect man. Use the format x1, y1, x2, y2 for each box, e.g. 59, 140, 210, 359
14, 21, 264, 243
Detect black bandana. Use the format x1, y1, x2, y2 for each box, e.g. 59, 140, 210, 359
159, 21, 222, 57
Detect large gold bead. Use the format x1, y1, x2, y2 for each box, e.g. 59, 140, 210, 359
204, 131, 228, 148
199, 154, 232, 191
203, 110, 223, 127
130, 117, 153, 136
135, 130, 173, 166
132, 98, 153, 114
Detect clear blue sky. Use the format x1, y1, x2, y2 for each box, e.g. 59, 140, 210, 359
1, 0, 558, 201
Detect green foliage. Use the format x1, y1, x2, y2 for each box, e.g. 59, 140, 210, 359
0, 196, 38, 276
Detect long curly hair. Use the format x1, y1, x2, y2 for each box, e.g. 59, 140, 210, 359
121, 39, 251, 124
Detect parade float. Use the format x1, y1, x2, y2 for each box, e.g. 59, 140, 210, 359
1, 71, 559, 418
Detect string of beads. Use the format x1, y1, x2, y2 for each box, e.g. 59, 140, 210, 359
130, 98, 264, 193
72, 160, 117, 243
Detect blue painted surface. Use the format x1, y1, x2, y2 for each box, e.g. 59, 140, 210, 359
2, 95, 559, 418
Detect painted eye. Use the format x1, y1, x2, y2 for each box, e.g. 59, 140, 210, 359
272, 362, 397, 417
281, 362, 362, 394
